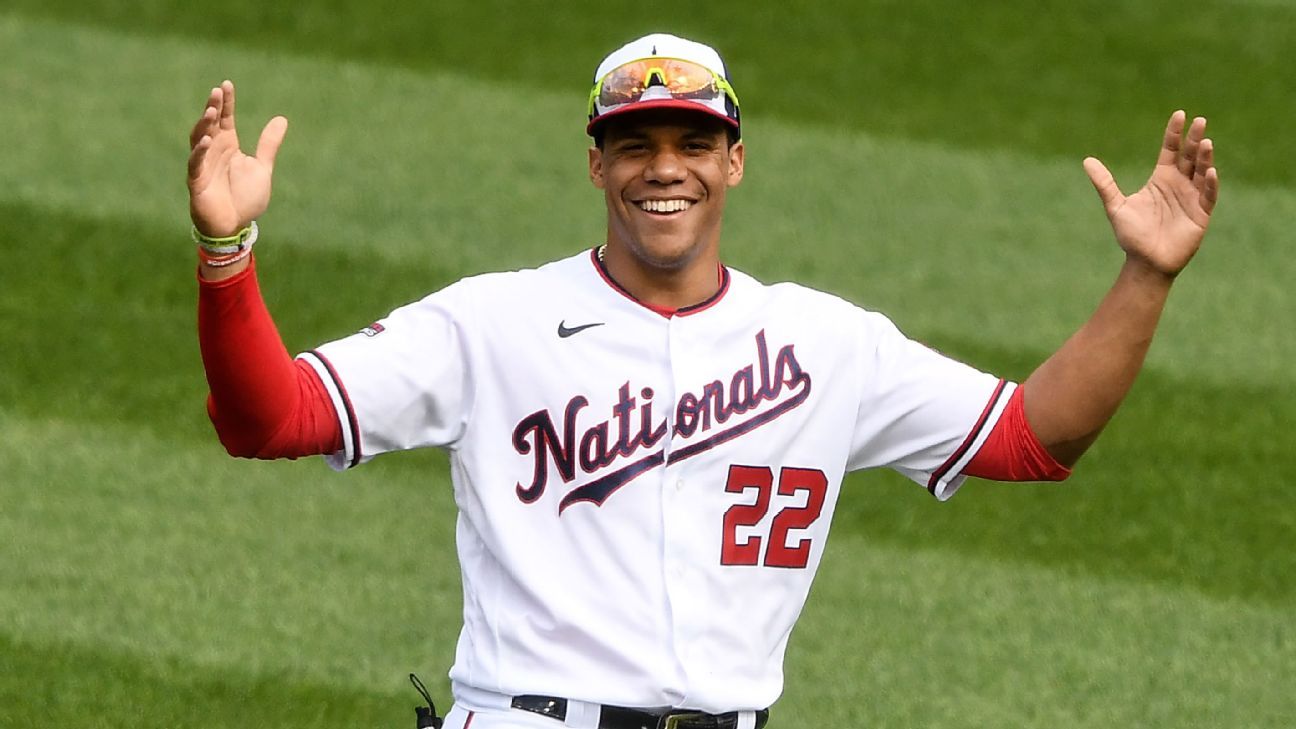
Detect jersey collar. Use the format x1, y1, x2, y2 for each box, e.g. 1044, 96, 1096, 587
589, 247, 730, 319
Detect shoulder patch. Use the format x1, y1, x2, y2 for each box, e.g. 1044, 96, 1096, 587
361, 322, 386, 337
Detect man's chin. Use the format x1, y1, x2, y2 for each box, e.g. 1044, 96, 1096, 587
626, 239, 700, 271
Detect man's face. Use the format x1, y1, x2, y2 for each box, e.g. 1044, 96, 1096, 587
589, 110, 744, 272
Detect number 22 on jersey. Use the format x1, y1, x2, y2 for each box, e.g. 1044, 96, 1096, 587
721, 464, 828, 568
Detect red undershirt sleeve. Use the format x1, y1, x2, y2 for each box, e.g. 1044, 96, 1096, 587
963, 385, 1071, 482
197, 256, 343, 459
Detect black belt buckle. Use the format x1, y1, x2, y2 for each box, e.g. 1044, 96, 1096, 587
665, 708, 770, 729
659, 712, 710, 729
512, 695, 568, 722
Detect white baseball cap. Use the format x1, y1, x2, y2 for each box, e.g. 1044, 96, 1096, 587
586, 33, 741, 137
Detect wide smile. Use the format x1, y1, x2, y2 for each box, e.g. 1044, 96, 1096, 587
632, 197, 697, 218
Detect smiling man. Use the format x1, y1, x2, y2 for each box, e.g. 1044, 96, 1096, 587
189, 32, 1217, 729
592, 107, 743, 308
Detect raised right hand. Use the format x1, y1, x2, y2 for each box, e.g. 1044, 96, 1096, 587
187, 80, 288, 238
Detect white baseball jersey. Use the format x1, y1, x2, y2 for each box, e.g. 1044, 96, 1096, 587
298, 248, 1012, 713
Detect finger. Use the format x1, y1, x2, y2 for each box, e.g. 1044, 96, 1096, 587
1201, 167, 1219, 215
187, 135, 211, 181
219, 79, 236, 131
255, 116, 289, 169
1178, 116, 1206, 176
198, 84, 220, 117
1083, 156, 1124, 213
189, 102, 218, 148
1193, 138, 1214, 192
1156, 110, 1187, 168
189, 87, 220, 146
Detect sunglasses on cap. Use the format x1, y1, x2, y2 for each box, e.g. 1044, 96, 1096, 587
587, 57, 740, 121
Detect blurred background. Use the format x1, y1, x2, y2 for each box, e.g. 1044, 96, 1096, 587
1, 1, 1292, 726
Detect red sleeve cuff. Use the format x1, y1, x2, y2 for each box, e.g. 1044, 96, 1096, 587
963, 385, 1071, 482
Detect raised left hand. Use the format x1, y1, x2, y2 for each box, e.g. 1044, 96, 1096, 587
1083, 111, 1219, 278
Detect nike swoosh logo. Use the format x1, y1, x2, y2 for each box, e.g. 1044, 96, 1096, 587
558, 320, 605, 338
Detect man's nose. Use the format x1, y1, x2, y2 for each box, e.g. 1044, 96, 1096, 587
643, 147, 687, 184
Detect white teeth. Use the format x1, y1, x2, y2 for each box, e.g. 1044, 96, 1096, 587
639, 199, 691, 213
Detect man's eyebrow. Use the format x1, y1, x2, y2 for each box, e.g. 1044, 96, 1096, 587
608, 128, 652, 143
606, 125, 722, 146
682, 130, 720, 142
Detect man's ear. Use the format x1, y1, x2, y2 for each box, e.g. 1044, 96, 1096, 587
727, 140, 745, 187
589, 146, 605, 189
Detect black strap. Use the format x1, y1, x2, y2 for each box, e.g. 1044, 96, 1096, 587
510, 695, 768, 729
410, 673, 443, 729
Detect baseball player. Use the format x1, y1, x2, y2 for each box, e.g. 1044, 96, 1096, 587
188, 33, 1218, 729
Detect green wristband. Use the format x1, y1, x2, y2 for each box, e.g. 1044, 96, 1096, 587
192, 222, 257, 254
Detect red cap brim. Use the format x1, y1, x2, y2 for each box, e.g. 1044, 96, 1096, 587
586, 98, 740, 136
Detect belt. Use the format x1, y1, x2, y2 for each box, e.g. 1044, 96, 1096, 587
510, 695, 769, 729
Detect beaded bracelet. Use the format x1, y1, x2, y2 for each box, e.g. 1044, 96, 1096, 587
197, 244, 255, 268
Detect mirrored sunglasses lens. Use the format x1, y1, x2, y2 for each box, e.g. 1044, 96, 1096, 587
599, 61, 650, 105
597, 59, 721, 109
660, 60, 716, 95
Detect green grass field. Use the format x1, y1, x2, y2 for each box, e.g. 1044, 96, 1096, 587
2, 2, 1293, 727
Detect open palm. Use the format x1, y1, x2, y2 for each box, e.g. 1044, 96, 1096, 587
187, 81, 288, 238
1083, 111, 1219, 278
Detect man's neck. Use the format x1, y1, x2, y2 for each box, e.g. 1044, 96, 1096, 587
598, 243, 723, 314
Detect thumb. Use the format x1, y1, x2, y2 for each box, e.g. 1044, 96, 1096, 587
255, 116, 289, 169
1083, 156, 1123, 213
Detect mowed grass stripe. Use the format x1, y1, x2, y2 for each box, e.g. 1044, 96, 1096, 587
839, 349, 1295, 607
5, 0, 1294, 187
0, 634, 409, 729
783, 532, 1296, 728
1, 418, 1291, 725
2, 14, 1292, 387
0, 415, 462, 694
0, 12, 599, 270
1, 197, 1292, 604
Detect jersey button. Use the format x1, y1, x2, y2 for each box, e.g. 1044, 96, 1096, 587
675, 478, 685, 491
